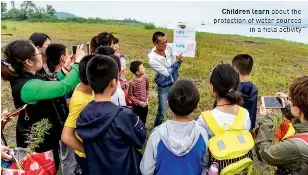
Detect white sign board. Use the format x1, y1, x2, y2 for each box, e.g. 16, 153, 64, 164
173, 27, 196, 41
172, 41, 196, 57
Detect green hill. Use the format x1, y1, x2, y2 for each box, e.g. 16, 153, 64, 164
55, 12, 77, 19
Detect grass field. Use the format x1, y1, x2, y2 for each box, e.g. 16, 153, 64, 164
1, 21, 308, 174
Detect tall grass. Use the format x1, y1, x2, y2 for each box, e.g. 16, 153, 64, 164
1, 24, 7, 29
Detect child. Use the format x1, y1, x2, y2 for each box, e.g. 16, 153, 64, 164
46, 43, 78, 174
46, 43, 74, 105
232, 54, 258, 130
128, 61, 150, 125
198, 64, 251, 138
76, 55, 146, 175
256, 76, 308, 174
197, 64, 251, 172
113, 37, 127, 91
95, 46, 127, 106
61, 54, 96, 175
140, 79, 208, 175
110, 54, 127, 106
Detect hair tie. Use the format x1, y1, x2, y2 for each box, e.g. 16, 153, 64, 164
1, 60, 10, 66
229, 89, 234, 93
1, 59, 15, 72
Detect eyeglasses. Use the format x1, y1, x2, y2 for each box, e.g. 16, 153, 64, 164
156, 40, 168, 45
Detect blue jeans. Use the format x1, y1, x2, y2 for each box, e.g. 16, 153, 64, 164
154, 85, 172, 127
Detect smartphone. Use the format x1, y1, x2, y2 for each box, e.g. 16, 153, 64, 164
71, 45, 77, 55
261, 96, 285, 109
2, 104, 27, 120
86, 42, 90, 54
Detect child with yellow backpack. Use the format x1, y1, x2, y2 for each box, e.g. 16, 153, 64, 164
198, 64, 254, 175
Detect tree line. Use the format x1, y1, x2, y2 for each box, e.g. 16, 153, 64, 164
1, 1, 144, 25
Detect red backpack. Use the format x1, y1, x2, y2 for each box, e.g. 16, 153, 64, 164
287, 133, 308, 143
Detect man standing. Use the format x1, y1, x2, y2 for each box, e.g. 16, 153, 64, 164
149, 31, 184, 127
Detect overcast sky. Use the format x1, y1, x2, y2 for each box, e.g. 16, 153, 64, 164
5, 1, 308, 25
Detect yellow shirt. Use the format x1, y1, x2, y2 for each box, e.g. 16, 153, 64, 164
65, 88, 93, 157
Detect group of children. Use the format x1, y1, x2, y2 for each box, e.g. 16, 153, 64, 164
60, 44, 259, 174
58, 41, 150, 174
73, 46, 308, 174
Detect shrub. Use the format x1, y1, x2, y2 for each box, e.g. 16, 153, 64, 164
144, 23, 156, 30
1, 24, 7, 29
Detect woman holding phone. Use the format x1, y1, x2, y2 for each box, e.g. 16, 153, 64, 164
1, 40, 84, 170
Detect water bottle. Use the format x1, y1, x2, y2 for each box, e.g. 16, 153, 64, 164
208, 162, 219, 175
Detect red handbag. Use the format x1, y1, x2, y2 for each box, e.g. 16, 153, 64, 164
2, 149, 56, 175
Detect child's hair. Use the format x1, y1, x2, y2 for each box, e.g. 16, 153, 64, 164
90, 32, 115, 53
94, 46, 115, 55
210, 64, 242, 105
114, 37, 119, 44
29, 33, 51, 47
152, 31, 165, 44
109, 55, 121, 73
168, 79, 200, 116
93, 46, 120, 72
79, 54, 96, 85
45, 43, 66, 72
1, 40, 36, 81
289, 76, 308, 120
129, 61, 142, 75
86, 55, 119, 94
232, 54, 254, 75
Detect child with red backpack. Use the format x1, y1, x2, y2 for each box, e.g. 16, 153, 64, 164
256, 76, 308, 174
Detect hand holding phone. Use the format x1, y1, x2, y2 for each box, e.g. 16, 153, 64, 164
1, 105, 27, 130
75, 44, 85, 63
71, 45, 78, 55
259, 104, 273, 116
276, 92, 290, 105
1, 104, 27, 120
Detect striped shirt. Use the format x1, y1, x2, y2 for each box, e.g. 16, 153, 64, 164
128, 75, 150, 106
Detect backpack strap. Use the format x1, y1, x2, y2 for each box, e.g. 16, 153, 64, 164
281, 123, 296, 140
287, 133, 308, 145
201, 111, 224, 135
230, 106, 247, 130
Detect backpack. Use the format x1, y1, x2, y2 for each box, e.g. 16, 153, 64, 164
201, 106, 254, 175
276, 133, 308, 175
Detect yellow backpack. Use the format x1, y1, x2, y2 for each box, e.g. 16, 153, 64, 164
202, 106, 254, 175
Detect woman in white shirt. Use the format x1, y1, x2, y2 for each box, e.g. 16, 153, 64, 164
198, 64, 251, 138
